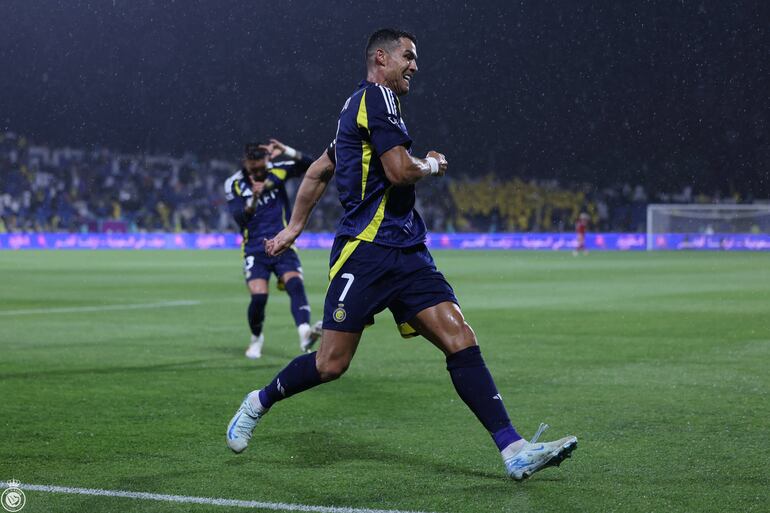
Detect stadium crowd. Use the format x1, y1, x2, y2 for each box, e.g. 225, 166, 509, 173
0, 132, 749, 234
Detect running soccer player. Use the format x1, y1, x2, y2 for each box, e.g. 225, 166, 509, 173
224, 139, 321, 359
226, 29, 577, 481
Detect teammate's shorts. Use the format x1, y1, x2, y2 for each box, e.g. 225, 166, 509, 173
322, 237, 458, 337
244, 248, 302, 282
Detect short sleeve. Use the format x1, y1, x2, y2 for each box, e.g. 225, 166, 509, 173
224, 173, 238, 201
363, 85, 412, 156
224, 173, 249, 226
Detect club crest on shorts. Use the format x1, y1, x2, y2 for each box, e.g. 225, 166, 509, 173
1, 480, 26, 512
333, 305, 347, 322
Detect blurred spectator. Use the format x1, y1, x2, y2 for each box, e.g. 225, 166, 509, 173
0, 132, 758, 234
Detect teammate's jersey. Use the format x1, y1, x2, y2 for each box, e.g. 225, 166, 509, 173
576, 219, 587, 236
333, 80, 427, 247
225, 156, 312, 253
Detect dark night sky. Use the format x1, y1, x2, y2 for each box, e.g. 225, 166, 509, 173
1, 1, 768, 194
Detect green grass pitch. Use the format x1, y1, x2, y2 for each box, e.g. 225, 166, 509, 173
1, 250, 768, 513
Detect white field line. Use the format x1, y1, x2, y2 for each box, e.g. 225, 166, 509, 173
0, 300, 201, 316
0, 482, 437, 513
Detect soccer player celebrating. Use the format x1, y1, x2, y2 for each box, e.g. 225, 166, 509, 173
226, 29, 577, 481
224, 140, 321, 358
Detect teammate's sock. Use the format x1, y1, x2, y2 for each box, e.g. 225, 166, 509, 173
284, 277, 311, 326
446, 345, 522, 451
248, 293, 268, 337
258, 351, 322, 409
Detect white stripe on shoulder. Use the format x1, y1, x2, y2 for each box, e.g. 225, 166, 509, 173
224, 170, 243, 194
384, 87, 398, 116
270, 161, 294, 167
377, 85, 396, 116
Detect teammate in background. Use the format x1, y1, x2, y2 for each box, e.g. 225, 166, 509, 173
224, 140, 321, 359
226, 29, 577, 481
573, 212, 590, 256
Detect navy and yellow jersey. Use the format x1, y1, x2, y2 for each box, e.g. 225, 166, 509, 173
333, 80, 427, 248
224, 155, 312, 253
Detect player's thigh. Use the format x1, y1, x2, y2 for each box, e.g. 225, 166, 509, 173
244, 252, 271, 284
322, 240, 393, 333
315, 328, 362, 380
410, 302, 478, 356
386, 245, 464, 349
246, 278, 269, 295
274, 249, 303, 281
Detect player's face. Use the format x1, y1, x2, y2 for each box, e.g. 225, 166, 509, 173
244, 157, 269, 182
385, 38, 418, 96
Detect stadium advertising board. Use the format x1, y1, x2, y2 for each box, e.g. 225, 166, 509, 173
1, 233, 769, 250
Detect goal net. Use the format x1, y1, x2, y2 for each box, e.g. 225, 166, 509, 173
646, 204, 770, 250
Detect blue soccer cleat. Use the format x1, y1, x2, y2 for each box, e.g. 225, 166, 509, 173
226, 390, 267, 453
504, 423, 578, 481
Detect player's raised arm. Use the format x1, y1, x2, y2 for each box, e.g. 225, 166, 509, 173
265, 146, 335, 256
266, 138, 314, 175
380, 146, 447, 185
265, 138, 303, 161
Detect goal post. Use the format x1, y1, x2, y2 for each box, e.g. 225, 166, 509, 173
646, 204, 770, 250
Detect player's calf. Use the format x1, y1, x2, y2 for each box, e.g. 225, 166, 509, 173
246, 293, 267, 358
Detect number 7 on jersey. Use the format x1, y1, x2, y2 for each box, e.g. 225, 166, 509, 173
338, 273, 355, 302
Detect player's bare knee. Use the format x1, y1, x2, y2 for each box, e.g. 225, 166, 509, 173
247, 280, 268, 295
444, 322, 477, 353
282, 271, 302, 283
463, 322, 478, 348
316, 358, 349, 382
315, 350, 351, 381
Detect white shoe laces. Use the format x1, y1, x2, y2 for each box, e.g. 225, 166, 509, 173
530, 422, 549, 445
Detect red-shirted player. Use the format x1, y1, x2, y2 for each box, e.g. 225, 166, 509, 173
573, 212, 590, 256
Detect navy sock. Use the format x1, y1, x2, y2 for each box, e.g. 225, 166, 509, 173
284, 277, 311, 326
446, 345, 522, 451
258, 352, 322, 409
248, 293, 267, 336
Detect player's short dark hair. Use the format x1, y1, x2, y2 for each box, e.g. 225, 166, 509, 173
365, 28, 417, 62
244, 143, 267, 160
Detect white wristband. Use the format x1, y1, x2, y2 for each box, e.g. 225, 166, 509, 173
283, 146, 297, 159
426, 157, 440, 176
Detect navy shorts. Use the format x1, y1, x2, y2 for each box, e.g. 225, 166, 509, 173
322, 237, 458, 337
244, 248, 302, 282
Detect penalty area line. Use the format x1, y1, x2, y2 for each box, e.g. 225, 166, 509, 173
0, 482, 438, 513
0, 300, 201, 316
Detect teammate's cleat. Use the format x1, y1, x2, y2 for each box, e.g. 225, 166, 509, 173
298, 321, 322, 353
226, 390, 268, 453
245, 334, 264, 359
503, 423, 577, 481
